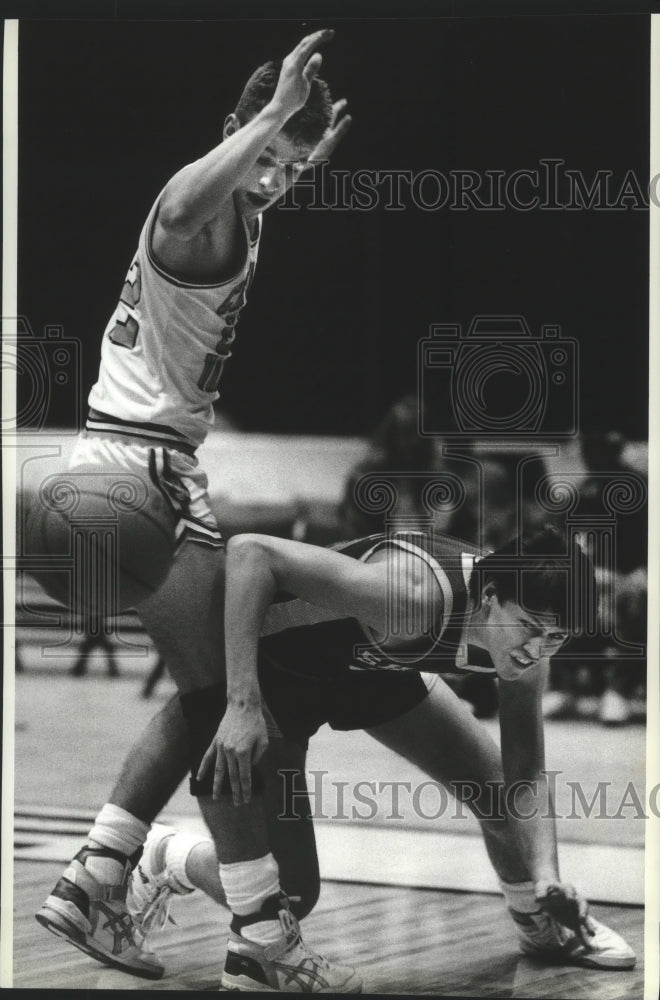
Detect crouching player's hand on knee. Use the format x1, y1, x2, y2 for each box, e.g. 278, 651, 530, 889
197, 702, 269, 806
535, 880, 595, 948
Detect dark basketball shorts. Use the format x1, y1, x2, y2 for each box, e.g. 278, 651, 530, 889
257, 653, 435, 750
185, 655, 435, 794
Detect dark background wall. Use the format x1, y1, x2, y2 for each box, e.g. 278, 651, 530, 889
17, 14, 649, 436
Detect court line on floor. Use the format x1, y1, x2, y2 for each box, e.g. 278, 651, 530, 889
14, 806, 643, 905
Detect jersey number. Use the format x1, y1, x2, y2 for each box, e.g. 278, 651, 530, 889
198, 354, 227, 393
107, 258, 254, 393
108, 261, 141, 350
196, 261, 256, 393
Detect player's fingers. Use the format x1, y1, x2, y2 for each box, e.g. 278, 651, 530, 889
303, 52, 323, 83
577, 899, 595, 946
211, 749, 227, 800
234, 748, 253, 804
578, 923, 592, 948
577, 916, 593, 948
226, 754, 243, 806
309, 115, 352, 167
294, 28, 334, 63
330, 98, 348, 126
238, 757, 252, 805
328, 114, 352, 149
197, 743, 216, 784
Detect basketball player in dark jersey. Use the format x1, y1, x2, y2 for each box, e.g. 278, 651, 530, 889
188, 528, 634, 982
124, 526, 634, 990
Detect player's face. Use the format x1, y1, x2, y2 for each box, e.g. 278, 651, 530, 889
236, 131, 314, 216
479, 594, 569, 681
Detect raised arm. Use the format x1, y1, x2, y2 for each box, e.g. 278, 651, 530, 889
158, 29, 334, 236
198, 533, 434, 802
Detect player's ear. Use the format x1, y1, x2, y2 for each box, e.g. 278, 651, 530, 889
481, 583, 497, 614
223, 114, 240, 140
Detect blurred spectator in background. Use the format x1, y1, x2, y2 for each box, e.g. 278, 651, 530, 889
543, 431, 647, 726
70, 618, 120, 678
141, 654, 167, 698
447, 452, 556, 551
339, 394, 442, 537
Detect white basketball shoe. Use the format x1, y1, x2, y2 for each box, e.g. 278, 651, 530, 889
127, 823, 201, 938
222, 893, 362, 992
510, 908, 636, 969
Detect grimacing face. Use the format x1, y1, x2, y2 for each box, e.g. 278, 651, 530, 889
226, 118, 315, 216
478, 592, 569, 681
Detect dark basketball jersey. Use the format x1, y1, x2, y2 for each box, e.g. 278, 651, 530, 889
259, 531, 497, 679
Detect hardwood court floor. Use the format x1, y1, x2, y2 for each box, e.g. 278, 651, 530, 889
13, 859, 643, 996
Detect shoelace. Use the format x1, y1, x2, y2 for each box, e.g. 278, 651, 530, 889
137, 884, 177, 935
279, 905, 329, 970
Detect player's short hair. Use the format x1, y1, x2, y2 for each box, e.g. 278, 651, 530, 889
234, 60, 333, 148
468, 524, 596, 632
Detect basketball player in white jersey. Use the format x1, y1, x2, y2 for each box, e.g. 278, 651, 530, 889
36, 29, 361, 992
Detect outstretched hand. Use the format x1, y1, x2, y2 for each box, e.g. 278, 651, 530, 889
307, 99, 352, 167
272, 29, 336, 120
535, 880, 595, 949
197, 702, 269, 805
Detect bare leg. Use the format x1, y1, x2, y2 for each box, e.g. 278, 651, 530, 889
136, 544, 270, 862
108, 694, 190, 824
366, 678, 531, 884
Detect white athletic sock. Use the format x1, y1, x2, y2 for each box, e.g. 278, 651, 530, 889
500, 879, 540, 913
88, 803, 150, 860
220, 854, 282, 946
241, 918, 286, 946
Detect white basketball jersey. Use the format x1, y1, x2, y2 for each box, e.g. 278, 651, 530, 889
88, 196, 261, 449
